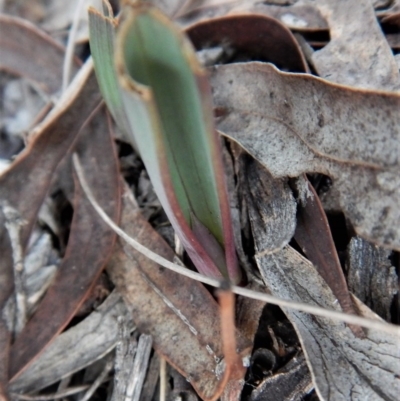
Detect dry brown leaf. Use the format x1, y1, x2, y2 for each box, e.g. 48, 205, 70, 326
210, 62, 400, 250
256, 247, 400, 401
0, 41, 101, 393
294, 177, 357, 322
310, 0, 400, 91
107, 186, 251, 401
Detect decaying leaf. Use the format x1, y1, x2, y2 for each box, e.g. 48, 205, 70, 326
9, 291, 131, 394
210, 62, 400, 250
0, 40, 105, 390
310, 0, 400, 90
107, 186, 251, 401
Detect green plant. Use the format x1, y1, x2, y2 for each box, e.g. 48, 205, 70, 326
89, 3, 241, 283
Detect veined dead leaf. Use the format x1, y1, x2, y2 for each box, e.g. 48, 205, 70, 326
210, 62, 400, 250
178, 1, 328, 32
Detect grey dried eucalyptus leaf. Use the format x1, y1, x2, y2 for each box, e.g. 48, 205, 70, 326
210, 62, 400, 250
255, 245, 400, 401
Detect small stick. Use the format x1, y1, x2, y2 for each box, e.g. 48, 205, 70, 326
80, 356, 113, 401
1, 202, 27, 335
159, 357, 167, 401
62, 0, 86, 93
112, 316, 135, 401
10, 385, 89, 401
126, 334, 152, 401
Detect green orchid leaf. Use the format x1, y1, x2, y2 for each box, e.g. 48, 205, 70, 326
92, 4, 240, 283
88, 2, 132, 142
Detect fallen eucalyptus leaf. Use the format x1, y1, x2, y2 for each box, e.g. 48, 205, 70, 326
178, 1, 328, 31
9, 103, 121, 381
210, 62, 400, 250
255, 246, 400, 401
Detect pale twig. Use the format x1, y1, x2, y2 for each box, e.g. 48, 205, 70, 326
112, 316, 136, 401
72, 153, 400, 337
11, 385, 89, 401
62, 0, 86, 93
159, 358, 167, 401
126, 334, 152, 401
1, 202, 27, 335
80, 356, 114, 401
56, 375, 72, 401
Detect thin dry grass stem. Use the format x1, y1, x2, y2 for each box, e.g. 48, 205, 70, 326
72, 154, 400, 337
10, 385, 90, 401
80, 356, 113, 401
127, 334, 152, 401
62, 0, 86, 93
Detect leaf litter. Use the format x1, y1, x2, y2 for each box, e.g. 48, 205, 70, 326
1, 1, 400, 401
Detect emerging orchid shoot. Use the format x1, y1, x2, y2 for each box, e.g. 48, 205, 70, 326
89, 3, 241, 283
